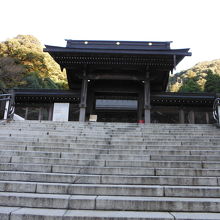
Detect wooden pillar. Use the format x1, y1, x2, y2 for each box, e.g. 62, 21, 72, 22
179, 108, 185, 124
38, 107, 42, 121
144, 73, 151, 123
48, 105, 53, 121
137, 92, 144, 122
205, 112, 210, 124
25, 107, 28, 120
87, 89, 94, 115
79, 70, 88, 122
189, 110, 195, 124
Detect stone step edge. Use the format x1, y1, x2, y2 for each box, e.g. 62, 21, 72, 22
0, 206, 175, 219
5, 146, 220, 154
3, 206, 220, 220
1, 180, 220, 194
0, 171, 218, 186
1, 193, 220, 212
2, 162, 220, 175
9, 156, 220, 165
3, 150, 220, 160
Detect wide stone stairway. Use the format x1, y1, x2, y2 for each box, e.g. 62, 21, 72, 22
0, 120, 220, 219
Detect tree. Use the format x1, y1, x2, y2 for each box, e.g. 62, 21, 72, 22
0, 35, 68, 89
167, 59, 220, 93
20, 73, 61, 89
178, 78, 202, 93
204, 72, 220, 93
0, 57, 26, 89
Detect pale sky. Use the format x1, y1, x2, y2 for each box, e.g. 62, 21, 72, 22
1, 0, 220, 73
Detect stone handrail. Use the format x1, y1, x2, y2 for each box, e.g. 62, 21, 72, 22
0, 91, 15, 120
213, 97, 220, 126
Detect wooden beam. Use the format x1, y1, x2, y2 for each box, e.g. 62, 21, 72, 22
77, 73, 146, 81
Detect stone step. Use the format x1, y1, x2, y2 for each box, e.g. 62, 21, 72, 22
155, 168, 220, 177
26, 146, 192, 155
1, 131, 220, 140
1, 163, 220, 177
0, 150, 151, 161
0, 163, 153, 176
3, 120, 214, 127
0, 181, 163, 197
10, 156, 220, 169
2, 131, 220, 139
0, 171, 101, 184
25, 145, 220, 152
0, 126, 218, 133
10, 156, 106, 166
2, 136, 220, 145
0, 171, 218, 186
0, 150, 60, 158
94, 196, 220, 212
146, 145, 220, 150
53, 166, 220, 177
1, 140, 220, 149
0, 207, 177, 220
1, 192, 220, 212
151, 155, 220, 161
0, 156, 220, 169
1, 181, 220, 198
2, 143, 220, 151
2, 125, 218, 132
3, 206, 220, 220
61, 153, 150, 160
4, 129, 218, 136
0, 163, 52, 173
1, 124, 219, 133
0, 145, 26, 151
101, 175, 218, 186
10, 156, 212, 168
23, 146, 220, 156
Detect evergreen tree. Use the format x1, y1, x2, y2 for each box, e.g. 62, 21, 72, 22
0, 35, 68, 89
0, 57, 26, 89
168, 59, 220, 93
204, 72, 220, 93
179, 78, 202, 93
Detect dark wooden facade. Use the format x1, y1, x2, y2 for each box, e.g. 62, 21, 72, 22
13, 89, 216, 123
44, 40, 191, 123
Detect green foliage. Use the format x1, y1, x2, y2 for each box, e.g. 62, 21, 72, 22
0, 56, 26, 89
204, 72, 220, 93
21, 73, 45, 89
178, 78, 202, 92
19, 73, 61, 89
0, 35, 68, 89
168, 59, 220, 93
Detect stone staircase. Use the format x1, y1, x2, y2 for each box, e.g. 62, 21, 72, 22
0, 120, 220, 219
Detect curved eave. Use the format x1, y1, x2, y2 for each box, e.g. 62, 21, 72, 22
44, 45, 191, 56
